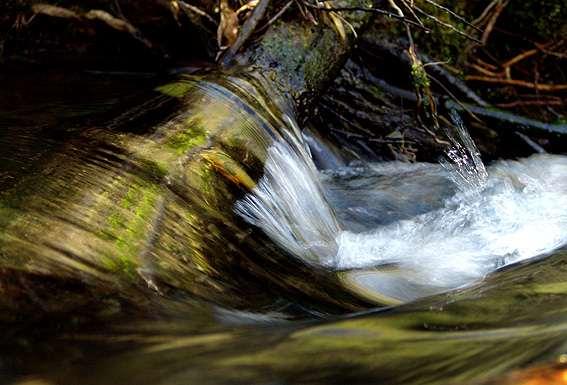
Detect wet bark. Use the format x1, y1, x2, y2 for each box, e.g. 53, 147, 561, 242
0, 1, 376, 324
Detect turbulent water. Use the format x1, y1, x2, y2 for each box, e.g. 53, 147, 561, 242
236, 114, 567, 303
4, 70, 567, 385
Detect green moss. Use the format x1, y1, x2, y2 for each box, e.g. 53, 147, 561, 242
408, 0, 469, 65
506, 0, 566, 40
411, 62, 431, 89
100, 181, 161, 279
368, 84, 385, 99
165, 118, 207, 155
155, 80, 196, 98
303, 28, 343, 93
254, 21, 310, 94
0, 202, 16, 228
196, 162, 217, 201
138, 158, 168, 180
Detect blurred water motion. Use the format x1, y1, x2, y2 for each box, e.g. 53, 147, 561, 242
238, 112, 567, 302
1, 69, 567, 385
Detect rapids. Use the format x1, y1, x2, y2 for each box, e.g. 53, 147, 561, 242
236, 114, 567, 303
3, 69, 567, 385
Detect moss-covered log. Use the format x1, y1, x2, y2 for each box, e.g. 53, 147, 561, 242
238, 6, 369, 116
0, 4, 375, 323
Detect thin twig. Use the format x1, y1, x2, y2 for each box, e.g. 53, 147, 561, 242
431, 65, 489, 107
481, 0, 509, 45
355, 73, 567, 136
399, 0, 424, 28
178, 1, 216, 24
474, 57, 498, 71
84, 9, 152, 48
220, 0, 270, 64
395, 0, 434, 129
515, 132, 547, 153
387, 0, 404, 18
258, 0, 294, 31
31, 4, 152, 48
502, 48, 538, 68
303, 3, 430, 31
423, 0, 482, 32
536, 41, 567, 59
472, 0, 498, 26
31, 4, 80, 19
333, 10, 358, 39
412, 4, 481, 43
467, 63, 501, 77
447, 102, 567, 136
422, 60, 449, 67
496, 100, 564, 108
428, 74, 482, 122
465, 76, 567, 92
237, 0, 260, 15
113, 0, 126, 19
325, 4, 348, 41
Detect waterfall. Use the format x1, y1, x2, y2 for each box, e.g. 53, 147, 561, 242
234, 131, 341, 265
235, 113, 567, 302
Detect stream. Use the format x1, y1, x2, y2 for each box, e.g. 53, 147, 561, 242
1, 68, 567, 385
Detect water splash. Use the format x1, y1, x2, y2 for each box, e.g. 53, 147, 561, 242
441, 111, 488, 194
236, 116, 567, 302
335, 155, 567, 295
235, 138, 341, 264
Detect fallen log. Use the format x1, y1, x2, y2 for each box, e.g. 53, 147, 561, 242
0, 2, 376, 324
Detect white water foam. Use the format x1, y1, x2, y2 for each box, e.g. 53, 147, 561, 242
336, 155, 567, 289
235, 120, 567, 301
441, 111, 488, 194
234, 140, 341, 263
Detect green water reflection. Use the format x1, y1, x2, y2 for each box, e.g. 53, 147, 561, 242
1, 69, 567, 385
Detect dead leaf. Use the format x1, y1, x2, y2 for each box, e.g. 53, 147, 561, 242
169, 0, 181, 24
84, 9, 152, 48
328, 10, 346, 42
217, 0, 239, 48
236, 0, 259, 15
32, 4, 80, 19
84, 10, 137, 34
321, 2, 346, 42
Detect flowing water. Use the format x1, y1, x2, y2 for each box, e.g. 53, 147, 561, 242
2, 68, 567, 385
237, 111, 567, 303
